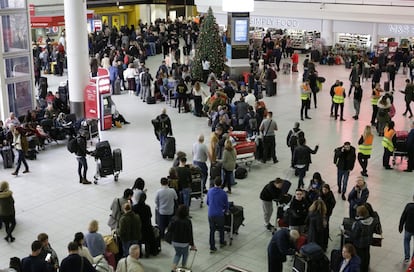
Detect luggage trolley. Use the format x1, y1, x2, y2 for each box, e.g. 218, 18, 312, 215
393, 130, 408, 166
224, 203, 245, 245
190, 165, 204, 208
92, 141, 122, 183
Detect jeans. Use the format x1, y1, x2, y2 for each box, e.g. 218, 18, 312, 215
15, 149, 29, 174
180, 187, 191, 208
193, 161, 208, 190
173, 244, 189, 267
296, 166, 307, 188
160, 134, 167, 149
337, 169, 350, 194
221, 169, 234, 192
76, 156, 88, 180
354, 99, 361, 116
149, 42, 156, 56
122, 240, 139, 257
208, 215, 225, 250
404, 230, 414, 259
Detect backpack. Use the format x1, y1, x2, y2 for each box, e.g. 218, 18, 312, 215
248, 113, 258, 131
67, 137, 79, 153
141, 72, 150, 86
288, 129, 301, 147
235, 167, 248, 179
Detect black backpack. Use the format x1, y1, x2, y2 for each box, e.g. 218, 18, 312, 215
142, 72, 150, 86
247, 113, 258, 131
67, 137, 79, 153
235, 167, 248, 179
288, 129, 301, 147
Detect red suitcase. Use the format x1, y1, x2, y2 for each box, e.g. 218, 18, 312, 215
396, 130, 408, 140
235, 141, 256, 155
230, 131, 248, 142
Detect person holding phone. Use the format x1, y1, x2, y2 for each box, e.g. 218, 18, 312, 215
334, 142, 356, 200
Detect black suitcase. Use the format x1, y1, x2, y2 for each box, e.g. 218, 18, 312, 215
292, 255, 307, 272
95, 141, 112, 159
113, 78, 121, 95
330, 249, 342, 272
113, 148, 122, 172
235, 167, 248, 179
150, 225, 161, 256
384, 81, 390, 92
162, 136, 175, 159
99, 157, 114, 177
255, 137, 264, 161
25, 149, 37, 160
146, 96, 156, 104
300, 242, 325, 261
225, 204, 244, 234
209, 162, 222, 179
2, 146, 14, 168
58, 85, 69, 106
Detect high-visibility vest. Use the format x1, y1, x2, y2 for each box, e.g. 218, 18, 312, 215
300, 84, 310, 100
382, 128, 395, 152
358, 134, 374, 155
333, 86, 345, 104
371, 89, 380, 105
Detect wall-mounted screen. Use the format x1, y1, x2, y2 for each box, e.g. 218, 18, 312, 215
234, 19, 248, 43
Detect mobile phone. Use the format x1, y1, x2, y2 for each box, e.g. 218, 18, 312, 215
45, 253, 51, 262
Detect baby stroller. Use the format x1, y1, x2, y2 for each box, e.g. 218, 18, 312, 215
92, 141, 122, 184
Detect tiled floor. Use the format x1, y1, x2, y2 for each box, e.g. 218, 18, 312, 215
1, 52, 413, 272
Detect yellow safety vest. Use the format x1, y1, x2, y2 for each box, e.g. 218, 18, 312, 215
333, 86, 345, 104
371, 89, 380, 105
381, 128, 395, 152
300, 85, 310, 100
358, 135, 374, 155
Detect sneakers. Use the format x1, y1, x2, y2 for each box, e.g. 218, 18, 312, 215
220, 241, 227, 248
82, 179, 92, 185
210, 248, 217, 253
11, 172, 17, 176
405, 258, 410, 264
266, 223, 274, 231
341, 194, 346, 201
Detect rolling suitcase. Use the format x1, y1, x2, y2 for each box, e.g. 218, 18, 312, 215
300, 242, 324, 261
113, 148, 122, 172
330, 249, 342, 272
229, 131, 248, 142
150, 225, 161, 256
162, 137, 176, 159
146, 96, 156, 104
175, 249, 196, 271
2, 146, 14, 168
113, 78, 121, 95
292, 255, 307, 272
235, 141, 256, 155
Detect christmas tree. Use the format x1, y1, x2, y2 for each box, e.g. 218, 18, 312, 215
191, 7, 225, 80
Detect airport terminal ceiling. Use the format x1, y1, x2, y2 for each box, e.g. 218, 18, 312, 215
86, 0, 194, 8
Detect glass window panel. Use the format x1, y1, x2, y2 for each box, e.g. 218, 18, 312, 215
2, 13, 29, 52
7, 81, 33, 117
4, 56, 30, 78
0, 0, 25, 9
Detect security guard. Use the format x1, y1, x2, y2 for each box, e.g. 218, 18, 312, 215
382, 121, 396, 170
333, 81, 346, 121
357, 125, 374, 177
370, 83, 382, 126
300, 80, 312, 121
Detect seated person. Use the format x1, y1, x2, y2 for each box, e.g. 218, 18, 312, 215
44, 103, 58, 120
4, 112, 20, 129
52, 92, 69, 114
112, 110, 130, 126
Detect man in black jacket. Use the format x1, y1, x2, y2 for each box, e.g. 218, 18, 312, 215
352, 81, 363, 120
155, 108, 173, 148
399, 194, 414, 263
334, 141, 356, 200
293, 137, 318, 189
59, 242, 95, 272
75, 129, 91, 185
267, 228, 299, 272
260, 178, 284, 231
21, 241, 49, 272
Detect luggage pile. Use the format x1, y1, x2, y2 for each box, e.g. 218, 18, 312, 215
229, 131, 256, 171
92, 140, 122, 183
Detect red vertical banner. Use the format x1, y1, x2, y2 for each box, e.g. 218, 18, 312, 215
84, 83, 98, 119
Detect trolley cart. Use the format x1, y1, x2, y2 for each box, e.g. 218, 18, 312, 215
393, 130, 408, 166
92, 141, 122, 184
190, 165, 204, 208
175, 249, 197, 272
236, 153, 255, 171
224, 204, 245, 245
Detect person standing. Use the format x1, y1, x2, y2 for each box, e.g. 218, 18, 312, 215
116, 244, 144, 272
405, 121, 414, 172
209, 126, 224, 164
308, 69, 319, 108
108, 188, 133, 231
84, 220, 106, 257
401, 79, 414, 118
37, 233, 59, 272
260, 178, 284, 231
21, 241, 49, 272
320, 184, 336, 250
371, 64, 382, 89
155, 108, 173, 149
334, 142, 356, 200
175, 78, 189, 113
175, 157, 192, 208
286, 122, 305, 167
140, 68, 153, 102
193, 134, 210, 193
348, 64, 359, 96
382, 121, 396, 170
357, 126, 374, 177
338, 243, 361, 272
352, 82, 363, 120
11, 126, 29, 176
330, 80, 340, 117
74, 130, 91, 184
306, 199, 328, 251
168, 205, 196, 271
118, 203, 142, 257
0, 181, 16, 242
293, 137, 319, 189
300, 80, 312, 121
333, 81, 346, 121
207, 177, 229, 253
288, 188, 309, 234
155, 177, 178, 239
399, 194, 414, 263
259, 111, 279, 164
348, 177, 369, 219
221, 139, 237, 194
370, 83, 382, 126
267, 229, 299, 272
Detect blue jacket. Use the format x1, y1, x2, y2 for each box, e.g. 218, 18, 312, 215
109, 66, 118, 82
267, 228, 296, 262
207, 187, 229, 217
340, 255, 361, 272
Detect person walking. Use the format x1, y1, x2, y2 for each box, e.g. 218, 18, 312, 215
259, 111, 279, 164
267, 228, 299, 272
382, 121, 396, 170
11, 126, 29, 176
175, 157, 192, 208
168, 205, 196, 271
155, 108, 173, 149
155, 177, 178, 239
260, 178, 284, 231
333, 81, 346, 121
348, 64, 359, 96
293, 137, 319, 189
401, 79, 414, 118
357, 126, 374, 177
399, 194, 414, 263
221, 139, 237, 194
193, 134, 210, 193
334, 142, 356, 200
74, 129, 91, 184
0, 181, 16, 242
405, 121, 414, 172
118, 203, 142, 257
300, 80, 312, 121
207, 177, 229, 253
352, 81, 363, 120
286, 122, 305, 167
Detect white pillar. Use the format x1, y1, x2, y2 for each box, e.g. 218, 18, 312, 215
372, 23, 378, 51
321, 19, 333, 47
64, 0, 90, 118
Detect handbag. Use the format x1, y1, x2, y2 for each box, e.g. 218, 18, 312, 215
103, 233, 119, 254
371, 234, 383, 247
